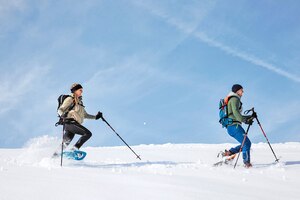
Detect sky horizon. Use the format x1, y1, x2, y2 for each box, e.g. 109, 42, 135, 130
0, 0, 300, 148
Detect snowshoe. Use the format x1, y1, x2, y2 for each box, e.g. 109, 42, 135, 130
63, 150, 87, 160
213, 150, 236, 167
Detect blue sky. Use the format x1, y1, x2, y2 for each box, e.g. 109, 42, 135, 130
0, 0, 300, 148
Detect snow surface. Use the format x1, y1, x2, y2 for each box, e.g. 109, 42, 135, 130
0, 135, 299, 200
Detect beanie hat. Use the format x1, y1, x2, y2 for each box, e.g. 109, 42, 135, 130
232, 84, 243, 93
70, 83, 83, 93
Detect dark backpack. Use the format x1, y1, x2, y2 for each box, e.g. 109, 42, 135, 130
55, 95, 75, 126
219, 96, 240, 128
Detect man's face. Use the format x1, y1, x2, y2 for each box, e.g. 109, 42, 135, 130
236, 88, 244, 97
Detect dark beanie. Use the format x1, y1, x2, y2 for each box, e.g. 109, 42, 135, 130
232, 84, 243, 93
70, 84, 83, 93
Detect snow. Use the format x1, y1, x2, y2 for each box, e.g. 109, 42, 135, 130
0, 136, 300, 200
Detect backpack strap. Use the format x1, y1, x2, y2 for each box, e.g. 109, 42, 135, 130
63, 96, 75, 117
55, 96, 75, 126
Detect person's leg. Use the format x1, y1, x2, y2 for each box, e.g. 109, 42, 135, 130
242, 137, 251, 164
227, 124, 251, 163
52, 126, 75, 157
229, 144, 241, 154
227, 125, 244, 154
64, 121, 92, 149
63, 130, 75, 147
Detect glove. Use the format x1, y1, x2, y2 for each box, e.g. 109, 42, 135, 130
95, 111, 103, 120
244, 116, 253, 125
252, 112, 257, 119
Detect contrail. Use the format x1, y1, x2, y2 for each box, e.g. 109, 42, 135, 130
194, 32, 300, 83
133, 1, 300, 83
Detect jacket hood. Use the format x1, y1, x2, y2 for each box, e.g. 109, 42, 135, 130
226, 91, 243, 113
227, 91, 241, 99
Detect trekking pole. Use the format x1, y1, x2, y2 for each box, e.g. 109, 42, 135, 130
254, 116, 279, 162
101, 117, 141, 160
234, 123, 252, 169
233, 108, 255, 168
60, 124, 65, 167
245, 108, 279, 162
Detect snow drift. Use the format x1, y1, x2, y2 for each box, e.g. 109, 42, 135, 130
0, 136, 299, 200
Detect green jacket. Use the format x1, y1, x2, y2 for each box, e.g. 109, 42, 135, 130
227, 92, 247, 125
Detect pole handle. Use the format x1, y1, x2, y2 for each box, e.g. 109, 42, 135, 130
244, 107, 255, 115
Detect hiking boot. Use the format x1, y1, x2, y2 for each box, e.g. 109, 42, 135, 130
61, 142, 68, 150
52, 143, 68, 158
70, 146, 79, 152
222, 150, 234, 157
70, 146, 84, 158
244, 162, 252, 168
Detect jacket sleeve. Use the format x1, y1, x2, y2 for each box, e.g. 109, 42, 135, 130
84, 109, 96, 119
230, 97, 244, 123
57, 97, 73, 117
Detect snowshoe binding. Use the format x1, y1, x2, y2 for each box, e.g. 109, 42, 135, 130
213, 150, 236, 167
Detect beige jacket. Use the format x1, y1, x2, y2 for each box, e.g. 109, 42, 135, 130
58, 94, 95, 124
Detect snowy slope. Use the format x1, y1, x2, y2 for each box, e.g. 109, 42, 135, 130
0, 136, 299, 200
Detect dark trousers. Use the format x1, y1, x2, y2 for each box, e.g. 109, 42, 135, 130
63, 120, 92, 149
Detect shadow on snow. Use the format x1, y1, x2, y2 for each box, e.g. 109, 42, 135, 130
70, 161, 192, 169
284, 161, 300, 166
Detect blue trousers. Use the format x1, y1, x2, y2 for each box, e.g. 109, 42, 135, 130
227, 124, 251, 164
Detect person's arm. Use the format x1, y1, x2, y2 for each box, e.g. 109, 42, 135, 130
230, 97, 244, 122
84, 109, 96, 119
231, 98, 253, 123
57, 97, 73, 117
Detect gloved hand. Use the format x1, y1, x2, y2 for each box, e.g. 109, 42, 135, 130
244, 116, 253, 125
95, 111, 103, 120
252, 111, 257, 119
